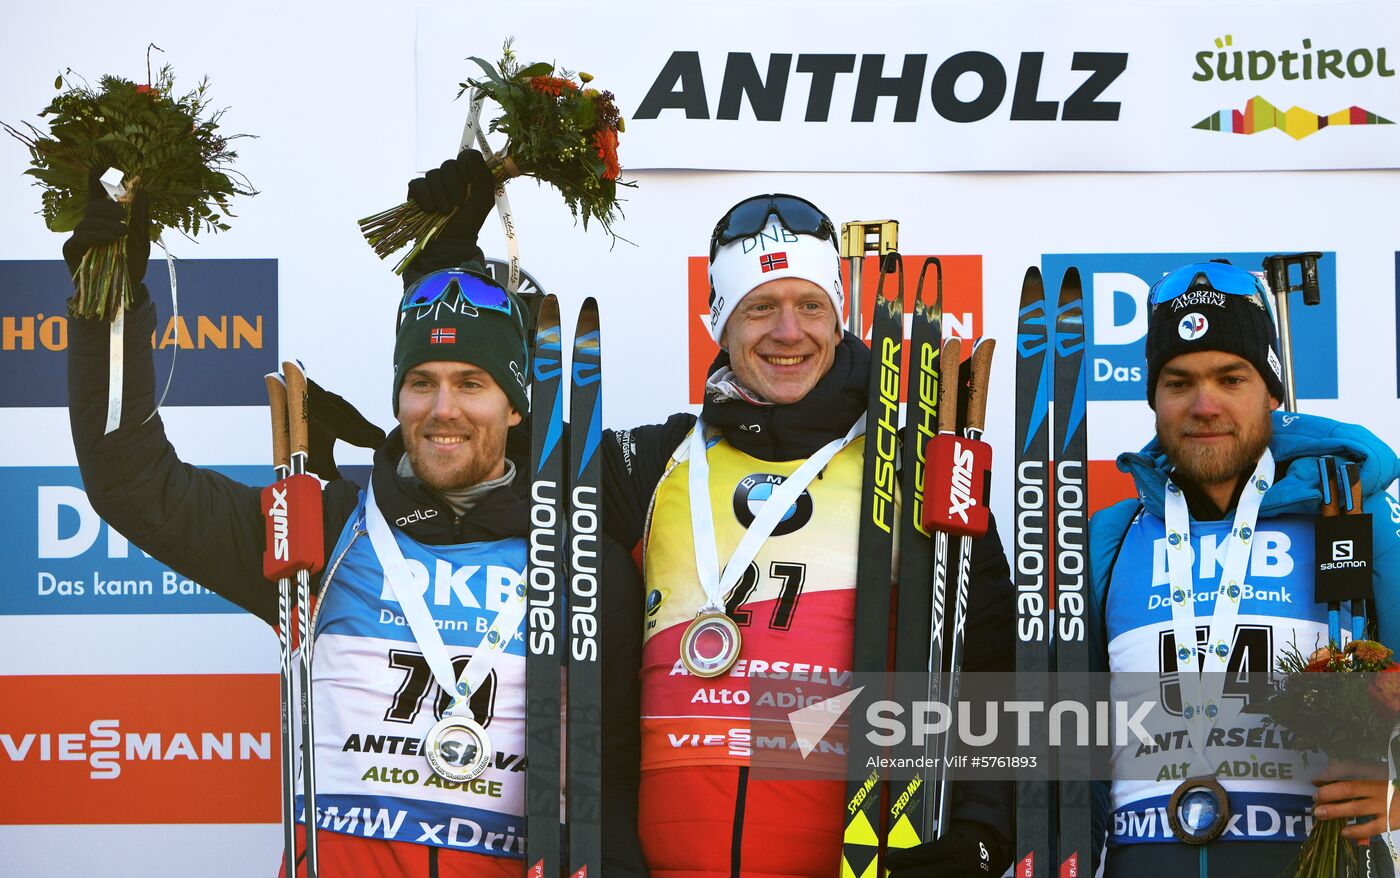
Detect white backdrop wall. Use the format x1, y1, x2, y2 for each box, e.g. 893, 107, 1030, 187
2, 1, 1398, 874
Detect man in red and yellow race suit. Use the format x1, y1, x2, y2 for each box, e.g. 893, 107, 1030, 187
599, 196, 1016, 878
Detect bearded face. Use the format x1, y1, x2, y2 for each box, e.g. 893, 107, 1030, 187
1154, 351, 1278, 491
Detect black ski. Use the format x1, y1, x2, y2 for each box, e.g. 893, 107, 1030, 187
887, 259, 943, 852
1052, 268, 1091, 878
567, 299, 604, 878
841, 261, 903, 878
526, 295, 565, 878
1013, 267, 1054, 878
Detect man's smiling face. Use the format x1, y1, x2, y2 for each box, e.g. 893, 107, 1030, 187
397, 361, 521, 492
720, 277, 842, 405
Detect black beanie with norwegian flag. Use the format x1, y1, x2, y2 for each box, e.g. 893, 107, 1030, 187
391, 275, 529, 416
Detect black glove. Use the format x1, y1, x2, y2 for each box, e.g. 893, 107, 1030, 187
61, 166, 151, 295
306, 378, 386, 482
406, 148, 495, 245
884, 822, 1009, 878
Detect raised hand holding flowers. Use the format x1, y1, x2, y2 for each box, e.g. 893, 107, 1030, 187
4, 61, 255, 320
359, 41, 631, 274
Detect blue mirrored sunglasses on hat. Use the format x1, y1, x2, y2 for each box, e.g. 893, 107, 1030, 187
709, 193, 838, 260
401, 268, 513, 315
1148, 261, 1268, 307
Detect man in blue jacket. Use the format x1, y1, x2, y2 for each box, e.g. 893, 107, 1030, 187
1086, 261, 1400, 876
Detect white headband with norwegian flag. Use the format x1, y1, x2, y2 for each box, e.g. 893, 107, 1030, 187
706, 220, 844, 345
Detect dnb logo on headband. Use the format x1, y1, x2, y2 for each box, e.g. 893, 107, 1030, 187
1042, 251, 1338, 401
1178, 312, 1209, 340
686, 254, 984, 403
733, 473, 814, 535
0, 259, 278, 407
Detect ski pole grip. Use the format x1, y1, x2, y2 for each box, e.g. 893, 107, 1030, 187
265, 373, 290, 471
938, 337, 961, 433
282, 361, 310, 458
965, 338, 996, 431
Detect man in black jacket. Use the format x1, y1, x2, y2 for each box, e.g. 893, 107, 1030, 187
63, 164, 645, 877
405, 161, 1015, 877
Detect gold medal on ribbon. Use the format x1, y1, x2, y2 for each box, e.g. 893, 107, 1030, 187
680, 610, 743, 677
423, 715, 492, 783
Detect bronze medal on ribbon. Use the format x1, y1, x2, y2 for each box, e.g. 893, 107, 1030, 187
1167, 775, 1230, 844
680, 610, 742, 677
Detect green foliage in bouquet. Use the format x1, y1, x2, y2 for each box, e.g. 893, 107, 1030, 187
360, 41, 631, 275
3, 63, 255, 319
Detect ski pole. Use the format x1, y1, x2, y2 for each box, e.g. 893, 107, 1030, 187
839, 220, 898, 338
926, 337, 996, 838
1260, 252, 1322, 413
283, 360, 321, 876
923, 335, 960, 839
1319, 456, 1343, 647
1341, 460, 1367, 639
263, 373, 298, 878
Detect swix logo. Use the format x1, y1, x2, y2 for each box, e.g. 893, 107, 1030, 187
1043, 252, 1338, 402
687, 254, 983, 403
948, 440, 979, 523
395, 508, 439, 527
269, 487, 290, 561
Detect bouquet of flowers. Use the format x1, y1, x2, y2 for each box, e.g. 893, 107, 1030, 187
359, 41, 630, 274
3, 60, 255, 321
1246, 639, 1400, 877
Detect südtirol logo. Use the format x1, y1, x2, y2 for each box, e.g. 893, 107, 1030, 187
687, 254, 983, 404
1190, 34, 1394, 139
